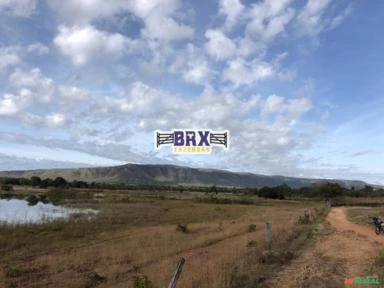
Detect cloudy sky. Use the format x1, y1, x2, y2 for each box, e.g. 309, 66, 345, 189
0, 0, 383, 183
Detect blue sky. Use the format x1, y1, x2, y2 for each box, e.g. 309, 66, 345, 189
0, 0, 383, 184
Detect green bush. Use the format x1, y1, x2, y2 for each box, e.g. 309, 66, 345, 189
5, 267, 21, 278
377, 249, 384, 265
133, 275, 155, 288
247, 224, 257, 232
1, 184, 13, 191
26, 195, 39, 206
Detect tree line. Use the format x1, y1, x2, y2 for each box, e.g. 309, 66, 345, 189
240, 182, 384, 199
0, 176, 383, 199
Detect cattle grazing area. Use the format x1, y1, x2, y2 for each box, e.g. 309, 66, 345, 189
0, 188, 326, 288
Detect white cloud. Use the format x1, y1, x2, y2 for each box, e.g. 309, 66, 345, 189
219, 0, 245, 31
48, 0, 127, 25
261, 94, 285, 117
18, 112, 67, 128
183, 63, 212, 86
141, 15, 194, 42
296, 0, 331, 36
328, 3, 353, 31
126, 0, 180, 19
49, 0, 193, 42
261, 94, 312, 118
169, 44, 214, 86
102, 82, 259, 131
0, 0, 36, 17
263, 8, 295, 40
27, 43, 49, 55
0, 47, 20, 72
240, 0, 295, 55
204, 29, 236, 61
100, 81, 310, 147
223, 57, 274, 87
54, 25, 132, 65
96, 81, 312, 175
0, 68, 95, 129
59, 86, 89, 101
0, 89, 33, 116
45, 113, 66, 128
0, 44, 49, 72
51, 0, 193, 41
9, 68, 54, 102
108, 81, 181, 119
19, 112, 42, 125
127, 0, 194, 42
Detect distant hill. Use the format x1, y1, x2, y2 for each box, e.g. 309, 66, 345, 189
0, 164, 369, 189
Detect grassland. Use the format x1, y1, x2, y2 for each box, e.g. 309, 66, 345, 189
346, 206, 384, 226
345, 206, 384, 284
0, 188, 327, 288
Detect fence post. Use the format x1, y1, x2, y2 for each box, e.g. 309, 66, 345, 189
265, 222, 272, 250
168, 257, 185, 288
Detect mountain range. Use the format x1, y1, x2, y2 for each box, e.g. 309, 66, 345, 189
0, 164, 369, 189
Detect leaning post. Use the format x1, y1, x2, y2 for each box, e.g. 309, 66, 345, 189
168, 257, 186, 288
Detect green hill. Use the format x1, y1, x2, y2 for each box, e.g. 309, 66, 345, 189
0, 164, 368, 189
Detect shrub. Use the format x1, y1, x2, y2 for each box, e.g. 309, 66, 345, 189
1, 184, 13, 192
26, 195, 39, 206
133, 275, 155, 288
229, 266, 261, 288
176, 224, 188, 233
247, 240, 257, 247
377, 249, 384, 266
5, 267, 21, 278
86, 271, 106, 288
121, 196, 131, 203
247, 224, 257, 232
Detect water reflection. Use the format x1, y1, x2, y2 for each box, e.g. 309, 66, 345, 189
0, 199, 98, 225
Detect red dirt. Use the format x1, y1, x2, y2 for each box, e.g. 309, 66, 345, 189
327, 207, 384, 245
271, 207, 384, 288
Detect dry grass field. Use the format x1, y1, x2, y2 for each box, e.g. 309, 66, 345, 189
0, 189, 327, 288
347, 206, 384, 226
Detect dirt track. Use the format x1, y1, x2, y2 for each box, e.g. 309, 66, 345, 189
271, 207, 384, 287
327, 207, 384, 245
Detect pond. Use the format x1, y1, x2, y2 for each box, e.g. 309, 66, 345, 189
0, 199, 98, 225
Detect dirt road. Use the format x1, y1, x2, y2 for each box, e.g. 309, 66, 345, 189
271, 207, 384, 287
327, 207, 384, 245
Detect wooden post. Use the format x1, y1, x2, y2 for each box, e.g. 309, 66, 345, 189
265, 222, 272, 250
168, 257, 185, 288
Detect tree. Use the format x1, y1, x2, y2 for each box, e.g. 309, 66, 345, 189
209, 185, 218, 194
30, 176, 42, 187
316, 182, 344, 199
364, 185, 374, 194
40, 178, 54, 188
53, 177, 67, 187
